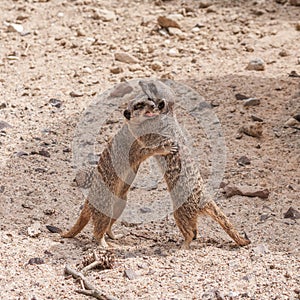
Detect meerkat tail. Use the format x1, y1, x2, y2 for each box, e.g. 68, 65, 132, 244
203, 201, 251, 246
60, 200, 91, 238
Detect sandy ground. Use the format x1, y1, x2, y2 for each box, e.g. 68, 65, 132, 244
0, 0, 299, 299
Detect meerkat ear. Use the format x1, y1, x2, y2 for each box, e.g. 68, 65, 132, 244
123, 109, 131, 120
139, 80, 158, 100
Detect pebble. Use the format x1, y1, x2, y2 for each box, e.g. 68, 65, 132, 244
246, 58, 265, 71
124, 269, 138, 280
243, 98, 261, 107
0, 121, 12, 130
92, 9, 116, 22
253, 244, 269, 255
28, 257, 45, 265
296, 22, 300, 31
168, 27, 186, 39
278, 49, 289, 57
27, 222, 41, 238
284, 117, 300, 127
237, 156, 251, 166
198, 0, 213, 8
284, 207, 300, 220
114, 52, 139, 64
151, 61, 163, 71
70, 91, 84, 97
49, 98, 62, 108
157, 16, 180, 29
6, 23, 24, 34
128, 64, 142, 72
110, 66, 124, 74
168, 48, 179, 57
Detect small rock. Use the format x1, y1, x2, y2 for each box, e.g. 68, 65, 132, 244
0, 186, 4, 193
76, 28, 86, 37
16, 151, 28, 157
288, 70, 300, 78
124, 269, 138, 280
109, 82, 133, 98
284, 207, 300, 220
246, 58, 265, 71
238, 123, 263, 138
27, 222, 41, 238
290, 0, 300, 6
198, 0, 213, 8
243, 98, 261, 107
237, 156, 251, 166
157, 16, 180, 29
0, 103, 6, 109
114, 52, 139, 64
235, 93, 248, 100
92, 9, 116, 22
168, 27, 186, 39
6, 23, 24, 34
168, 48, 179, 57
28, 257, 45, 265
70, 91, 84, 97
49, 98, 62, 108
151, 61, 163, 71
276, 0, 287, 3
260, 213, 270, 222
110, 66, 123, 74
128, 64, 142, 72
0, 121, 12, 130
251, 115, 264, 122
140, 207, 152, 213
279, 49, 289, 57
16, 14, 29, 21
43, 208, 55, 215
253, 244, 269, 255
284, 117, 300, 128
296, 22, 300, 31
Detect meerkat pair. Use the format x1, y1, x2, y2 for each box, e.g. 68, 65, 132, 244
49, 79, 250, 249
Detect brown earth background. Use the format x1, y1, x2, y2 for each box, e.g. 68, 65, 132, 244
0, 0, 299, 299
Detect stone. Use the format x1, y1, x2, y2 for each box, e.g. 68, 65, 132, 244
0, 121, 12, 130
92, 9, 116, 22
28, 257, 45, 265
128, 64, 142, 72
284, 117, 300, 127
49, 98, 62, 108
296, 22, 300, 31
157, 16, 180, 29
114, 52, 139, 64
284, 207, 300, 220
124, 269, 138, 280
168, 27, 186, 39
168, 48, 179, 57
110, 66, 123, 74
70, 91, 84, 97
243, 98, 261, 107
151, 61, 163, 71
27, 222, 41, 238
237, 156, 251, 166
246, 58, 265, 71
198, 0, 213, 8
6, 23, 24, 34
279, 49, 289, 57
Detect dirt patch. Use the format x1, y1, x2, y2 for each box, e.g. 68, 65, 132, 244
0, 0, 299, 299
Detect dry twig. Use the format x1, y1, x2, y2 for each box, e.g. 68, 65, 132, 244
65, 265, 117, 300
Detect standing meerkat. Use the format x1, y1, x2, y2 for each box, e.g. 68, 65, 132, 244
47, 82, 178, 247
124, 80, 251, 249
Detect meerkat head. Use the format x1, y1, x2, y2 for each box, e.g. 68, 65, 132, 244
123, 80, 174, 124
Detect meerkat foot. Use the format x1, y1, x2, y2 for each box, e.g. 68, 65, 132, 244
106, 228, 123, 240
99, 236, 109, 248
180, 241, 191, 250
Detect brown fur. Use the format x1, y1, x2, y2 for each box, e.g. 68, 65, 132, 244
58, 87, 177, 247
126, 80, 251, 249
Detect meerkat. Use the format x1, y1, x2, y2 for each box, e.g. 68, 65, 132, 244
124, 79, 251, 249
47, 83, 178, 247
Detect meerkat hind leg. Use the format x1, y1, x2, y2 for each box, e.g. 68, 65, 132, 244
106, 219, 123, 240
203, 201, 251, 246
60, 200, 91, 238
174, 209, 198, 250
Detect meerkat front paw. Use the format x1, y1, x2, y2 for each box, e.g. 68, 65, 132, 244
169, 142, 179, 154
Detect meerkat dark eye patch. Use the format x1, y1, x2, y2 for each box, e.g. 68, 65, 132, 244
133, 102, 145, 110
158, 100, 165, 110
123, 109, 131, 120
